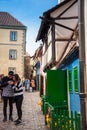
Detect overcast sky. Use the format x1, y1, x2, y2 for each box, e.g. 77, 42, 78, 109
0, 0, 58, 56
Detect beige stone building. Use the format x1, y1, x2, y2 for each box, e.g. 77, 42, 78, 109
0, 12, 27, 78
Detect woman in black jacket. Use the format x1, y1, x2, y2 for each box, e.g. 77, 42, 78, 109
0, 71, 14, 122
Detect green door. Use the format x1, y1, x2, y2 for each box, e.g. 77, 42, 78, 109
46, 70, 67, 105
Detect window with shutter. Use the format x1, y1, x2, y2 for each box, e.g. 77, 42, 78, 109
68, 70, 72, 92
73, 67, 79, 92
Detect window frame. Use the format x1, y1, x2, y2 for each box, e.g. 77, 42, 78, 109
10, 31, 17, 41
9, 49, 17, 60
8, 67, 16, 74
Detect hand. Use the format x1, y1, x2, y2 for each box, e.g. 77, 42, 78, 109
8, 81, 14, 85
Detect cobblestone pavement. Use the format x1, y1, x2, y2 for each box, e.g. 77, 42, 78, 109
0, 90, 49, 130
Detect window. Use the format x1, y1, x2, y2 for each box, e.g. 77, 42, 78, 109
8, 67, 16, 74
68, 70, 72, 92
9, 49, 17, 60
10, 31, 17, 41
73, 67, 79, 92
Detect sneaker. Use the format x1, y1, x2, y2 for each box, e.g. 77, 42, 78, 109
15, 119, 22, 125
9, 116, 13, 121
3, 117, 7, 122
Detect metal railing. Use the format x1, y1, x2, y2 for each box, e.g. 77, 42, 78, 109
45, 102, 81, 130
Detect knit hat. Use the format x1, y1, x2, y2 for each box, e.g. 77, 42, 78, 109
8, 71, 14, 76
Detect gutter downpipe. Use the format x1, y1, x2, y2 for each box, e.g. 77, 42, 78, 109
78, 0, 87, 129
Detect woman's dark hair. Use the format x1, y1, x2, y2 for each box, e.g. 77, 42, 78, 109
14, 74, 20, 81
2, 76, 9, 83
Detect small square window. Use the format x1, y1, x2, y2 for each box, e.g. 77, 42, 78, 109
10, 31, 17, 41
8, 67, 16, 74
9, 49, 17, 60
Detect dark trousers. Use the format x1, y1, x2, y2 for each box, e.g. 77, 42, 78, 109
3, 96, 13, 118
15, 95, 23, 120
32, 87, 36, 92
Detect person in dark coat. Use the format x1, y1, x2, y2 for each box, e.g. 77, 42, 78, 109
1, 71, 14, 122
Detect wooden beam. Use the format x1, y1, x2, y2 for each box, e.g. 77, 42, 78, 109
52, 16, 78, 20
40, 16, 74, 31
55, 38, 76, 42
57, 0, 78, 18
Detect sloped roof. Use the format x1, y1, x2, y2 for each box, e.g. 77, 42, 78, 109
36, 0, 78, 41
36, 0, 78, 70
0, 12, 26, 29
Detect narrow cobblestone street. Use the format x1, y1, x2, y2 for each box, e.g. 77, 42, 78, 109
0, 90, 49, 130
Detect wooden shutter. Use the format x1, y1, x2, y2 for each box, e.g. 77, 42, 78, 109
68, 70, 72, 92
73, 67, 79, 92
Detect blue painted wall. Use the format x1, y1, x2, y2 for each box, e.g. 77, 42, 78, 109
35, 61, 40, 75
64, 59, 80, 113
35, 61, 40, 90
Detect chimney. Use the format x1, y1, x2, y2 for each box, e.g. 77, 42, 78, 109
58, 0, 64, 4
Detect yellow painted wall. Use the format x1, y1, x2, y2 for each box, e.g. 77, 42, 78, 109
0, 28, 26, 78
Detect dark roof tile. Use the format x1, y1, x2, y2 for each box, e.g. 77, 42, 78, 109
0, 12, 26, 27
